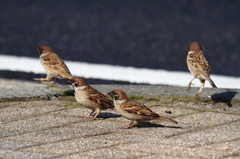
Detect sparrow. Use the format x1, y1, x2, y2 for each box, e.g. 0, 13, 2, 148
34, 45, 73, 84
186, 42, 217, 97
68, 77, 114, 119
108, 89, 178, 129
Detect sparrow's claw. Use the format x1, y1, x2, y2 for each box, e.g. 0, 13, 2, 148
187, 84, 191, 91
33, 78, 48, 81
192, 91, 202, 98
41, 81, 55, 84
120, 121, 138, 129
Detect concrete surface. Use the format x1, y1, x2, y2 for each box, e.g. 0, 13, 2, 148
0, 79, 240, 158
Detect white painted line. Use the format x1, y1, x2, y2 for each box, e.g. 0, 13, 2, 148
0, 54, 239, 89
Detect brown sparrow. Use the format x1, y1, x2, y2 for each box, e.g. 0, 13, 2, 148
187, 42, 217, 97
34, 45, 73, 84
68, 77, 114, 119
108, 89, 178, 129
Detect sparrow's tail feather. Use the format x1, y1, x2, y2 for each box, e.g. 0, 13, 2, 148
157, 116, 178, 124
199, 71, 217, 89
63, 73, 74, 79
208, 78, 217, 88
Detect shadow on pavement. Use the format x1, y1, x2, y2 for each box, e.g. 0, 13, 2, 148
97, 112, 122, 119
63, 90, 75, 96
135, 121, 182, 129
211, 91, 238, 107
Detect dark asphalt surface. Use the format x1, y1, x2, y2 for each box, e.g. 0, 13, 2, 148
0, 0, 240, 82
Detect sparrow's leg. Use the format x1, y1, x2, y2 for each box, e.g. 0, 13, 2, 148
33, 78, 49, 81
33, 74, 54, 83
85, 110, 95, 118
41, 76, 59, 84
92, 108, 101, 120
187, 77, 196, 91
194, 79, 205, 97
42, 78, 59, 84
78, 110, 94, 119
122, 120, 138, 129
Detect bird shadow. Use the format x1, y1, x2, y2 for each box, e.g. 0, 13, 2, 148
135, 121, 182, 129
63, 90, 75, 96
94, 112, 122, 119
211, 91, 237, 107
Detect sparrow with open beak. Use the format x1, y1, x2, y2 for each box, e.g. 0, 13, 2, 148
68, 77, 114, 119
187, 42, 217, 97
108, 89, 178, 129
34, 45, 73, 84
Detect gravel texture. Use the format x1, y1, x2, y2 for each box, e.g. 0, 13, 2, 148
0, 79, 240, 158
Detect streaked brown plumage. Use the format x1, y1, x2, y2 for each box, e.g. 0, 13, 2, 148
68, 77, 114, 119
187, 42, 217, 97
34, 45, 73, 84
108, 89, 178, 129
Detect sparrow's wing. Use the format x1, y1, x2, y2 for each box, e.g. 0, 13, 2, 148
42, 53, 71, 74
188, 52, 210, 74
122, 100, 159, 117
87, 87, 114, 109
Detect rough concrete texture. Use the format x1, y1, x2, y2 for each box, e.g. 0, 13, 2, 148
0, 79, 240, 158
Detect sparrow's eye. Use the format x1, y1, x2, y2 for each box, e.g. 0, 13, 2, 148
73, 82, 79, 87
113, 94, 120, 100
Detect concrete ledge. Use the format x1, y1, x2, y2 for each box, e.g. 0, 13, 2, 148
1, 81, 239, 102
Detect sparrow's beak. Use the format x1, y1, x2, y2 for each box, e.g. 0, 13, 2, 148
107, 91, 112, 96
66, 80, 72, 85
37, 48, 43, 55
